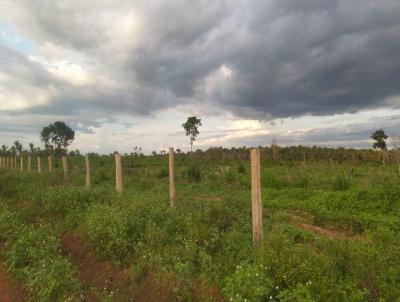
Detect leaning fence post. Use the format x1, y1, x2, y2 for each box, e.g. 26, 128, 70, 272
28, 156, 31, 172
115, 154, 123, 193
169, 147, 176, 207
48, 156, 52, 172
62, 156, 68, 184
251, 148, 263, 246
20, 156, 23, 172
37, 157, 41, 173
85, 155, 91, 190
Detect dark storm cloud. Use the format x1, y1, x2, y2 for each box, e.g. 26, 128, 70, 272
2, 0, 400, 120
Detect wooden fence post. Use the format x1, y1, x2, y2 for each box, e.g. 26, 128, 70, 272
48, 156, 52, 173
14, 156, 17, 171
0, 156, 2, 168
85, 155, 91, 190
251, 148, 263, 246
10, 156, 13, 171
115, 154, 123, 193
62, 156, 68, 184
169, 147, 176, 207
20, 157, 23, 172
37, 157, 41, 173
28, 156, 31, 172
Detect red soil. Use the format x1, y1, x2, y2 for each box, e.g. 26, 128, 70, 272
0, 244, 29, 302
60, 232, 224, 302
60, 232, 135, 301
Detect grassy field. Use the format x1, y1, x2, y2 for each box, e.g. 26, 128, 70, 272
0, 153, 399, 301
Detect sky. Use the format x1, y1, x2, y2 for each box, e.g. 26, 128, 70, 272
0, 0, 400, 154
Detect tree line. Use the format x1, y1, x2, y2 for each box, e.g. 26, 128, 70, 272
0, 119, 399, 167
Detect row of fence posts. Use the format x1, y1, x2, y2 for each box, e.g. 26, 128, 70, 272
0, 148, 263, 245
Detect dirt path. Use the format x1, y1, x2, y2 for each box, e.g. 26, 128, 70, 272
287, 210, 362, 240
60, 232, 135, 302
61, 232, 224, 302
0, 245, 29, 302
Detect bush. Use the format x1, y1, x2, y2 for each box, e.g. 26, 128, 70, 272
237, 162, 246, 174
0, 207, 22, 241
85, 204, 135, 261
222, 261, 275, 302
6, 224, 80, 301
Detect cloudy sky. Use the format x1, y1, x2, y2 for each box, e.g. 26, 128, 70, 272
1, 0, 400, 154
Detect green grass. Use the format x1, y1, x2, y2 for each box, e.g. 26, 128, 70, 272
0, 155, 399, 301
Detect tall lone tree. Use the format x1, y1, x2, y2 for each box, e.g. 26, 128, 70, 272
371, 129, 388, 150
14, 140, 23, 156
29, 143, 34, 154
41, 121, 75, 155
182, 116, 202, 154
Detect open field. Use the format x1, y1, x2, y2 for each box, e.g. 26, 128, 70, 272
0, 150, 399, 301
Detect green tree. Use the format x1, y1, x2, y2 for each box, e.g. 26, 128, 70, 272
182, 116, 202, 154
371, 129, 388, 150
14, 140, 23, 156
29, 143, 34, 154
1, 145, 8, 155
41, 121, 75, 155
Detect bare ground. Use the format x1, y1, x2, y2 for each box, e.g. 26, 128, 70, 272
0, 244, 29, 302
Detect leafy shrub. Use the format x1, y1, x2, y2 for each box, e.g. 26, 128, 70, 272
237, 162, 246, 174
6, 224, 80, 301
85, 204, 135, 261
0, 207, 22, 241
40, 187, 112, 219
223, 261, 275, 301
157, 168, 169, 178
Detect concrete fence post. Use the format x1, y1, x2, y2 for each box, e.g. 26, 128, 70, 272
48, 156, 52, 173
115, 154, 123, 193
20, 156, 23, 172
37, 157, 41, 173
251, 148, 263, 246
62, 156, 68, 184
28, 156, 31, 172
169, 147, 176, 207
85, 155, 91, 190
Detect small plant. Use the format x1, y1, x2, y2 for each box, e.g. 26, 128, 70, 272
157, 167, 169, 178
237, 162, 246, 174
182, 166, 201, 182
292, 175, 312, 189
332, 174, 350, 191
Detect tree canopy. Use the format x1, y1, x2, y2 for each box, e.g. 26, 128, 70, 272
371, 129, 388, 150
182, 116, 202, 153
41, 121, 75, 155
